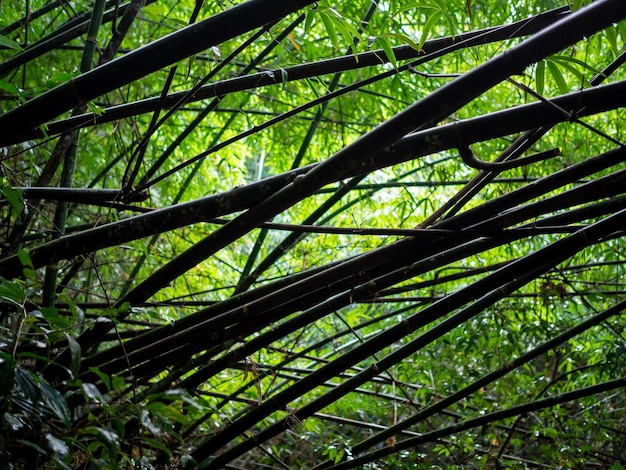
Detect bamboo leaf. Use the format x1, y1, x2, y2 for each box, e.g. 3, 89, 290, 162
376, 36, 397, 68
550, 55, 602, 89
0, 79, 20, 97
617, 19, 626, 42
550, 59, 589, 87
1, 1, 626, 467
571, 0, 591, 11
551, 55, 602, 75
141, 4, 167, 19
1, 185, 24, 219
332, 17, 358, 57
536, 60, 545, 95
304, 9, 314, 33
384, 32, 422, 52
0, 34, 22, 51
546, 59, 569, 94
605, 26, 619, 56
319, 12, 339, 51
419, 11, 442, 49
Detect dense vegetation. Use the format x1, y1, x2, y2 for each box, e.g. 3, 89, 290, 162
1, 0, 626, 467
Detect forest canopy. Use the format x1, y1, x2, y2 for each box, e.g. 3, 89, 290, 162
1, 0, 626, 468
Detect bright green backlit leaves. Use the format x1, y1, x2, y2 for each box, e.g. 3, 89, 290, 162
534, 16, 625, 96
366, 0, 459, 69
604, 19, 626, 56
571, 0, 592, 11
535, 59, 546, 95
546, 59, 568, 94
141, 4, 188, 28
305, 0, 458, 65
370, 35, 399, 68
536, 55, 604, 95
390, 0, 458, 45
306, 2, 364, 58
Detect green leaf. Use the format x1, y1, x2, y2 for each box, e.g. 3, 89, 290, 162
14, 367, 39, 403
65, 333, 81, 378
319, 12, 339, 51
0, 352, 16, 396
84, 427, 121, 454
38, 122, 49, 138
419, 11, 442, 50
552, 60, 589, 87
140, 408, 163, 436
0, 34, 23, 51
146, 401, 190, 425
141, 4, 167, 19
45, 433, 69, 459
333, 19, 358, 58
0, 279, 25, 305
536, 60, 545, 95
39, 307, 69, 330
551, 55, 602, 72
605, 26, 619, 56
118, 302, 131, 315
617, 20, 626, 43
330, 12, 361, 41
86, 101, 104, 117
304, 9, 314, 33
0, 79, 20, 96
393, 2, 439, 18
39, 381, 71, 428
1, 185, 24, 219
546, 59, 568, 94
45, 72, 75, 89
111, 375, 125, 390
167, 18, 187, 27
82, 382, 104, 403
141, 436, 173, 458
15, 439, 47, 455
111, 418, 125, 438
4, 412, 25, 431
376, 36, 397, 69
384, 32, 422, 53
17, 249, 36, 280
89, 366, 112, 392
58, 293, 85, 325
571, 0, 591, 11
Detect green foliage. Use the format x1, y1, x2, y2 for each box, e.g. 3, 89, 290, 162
0, 276, 206, 468
0, 185, 23, 220
1, 0, 626, 468
0, 34, 22, 51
